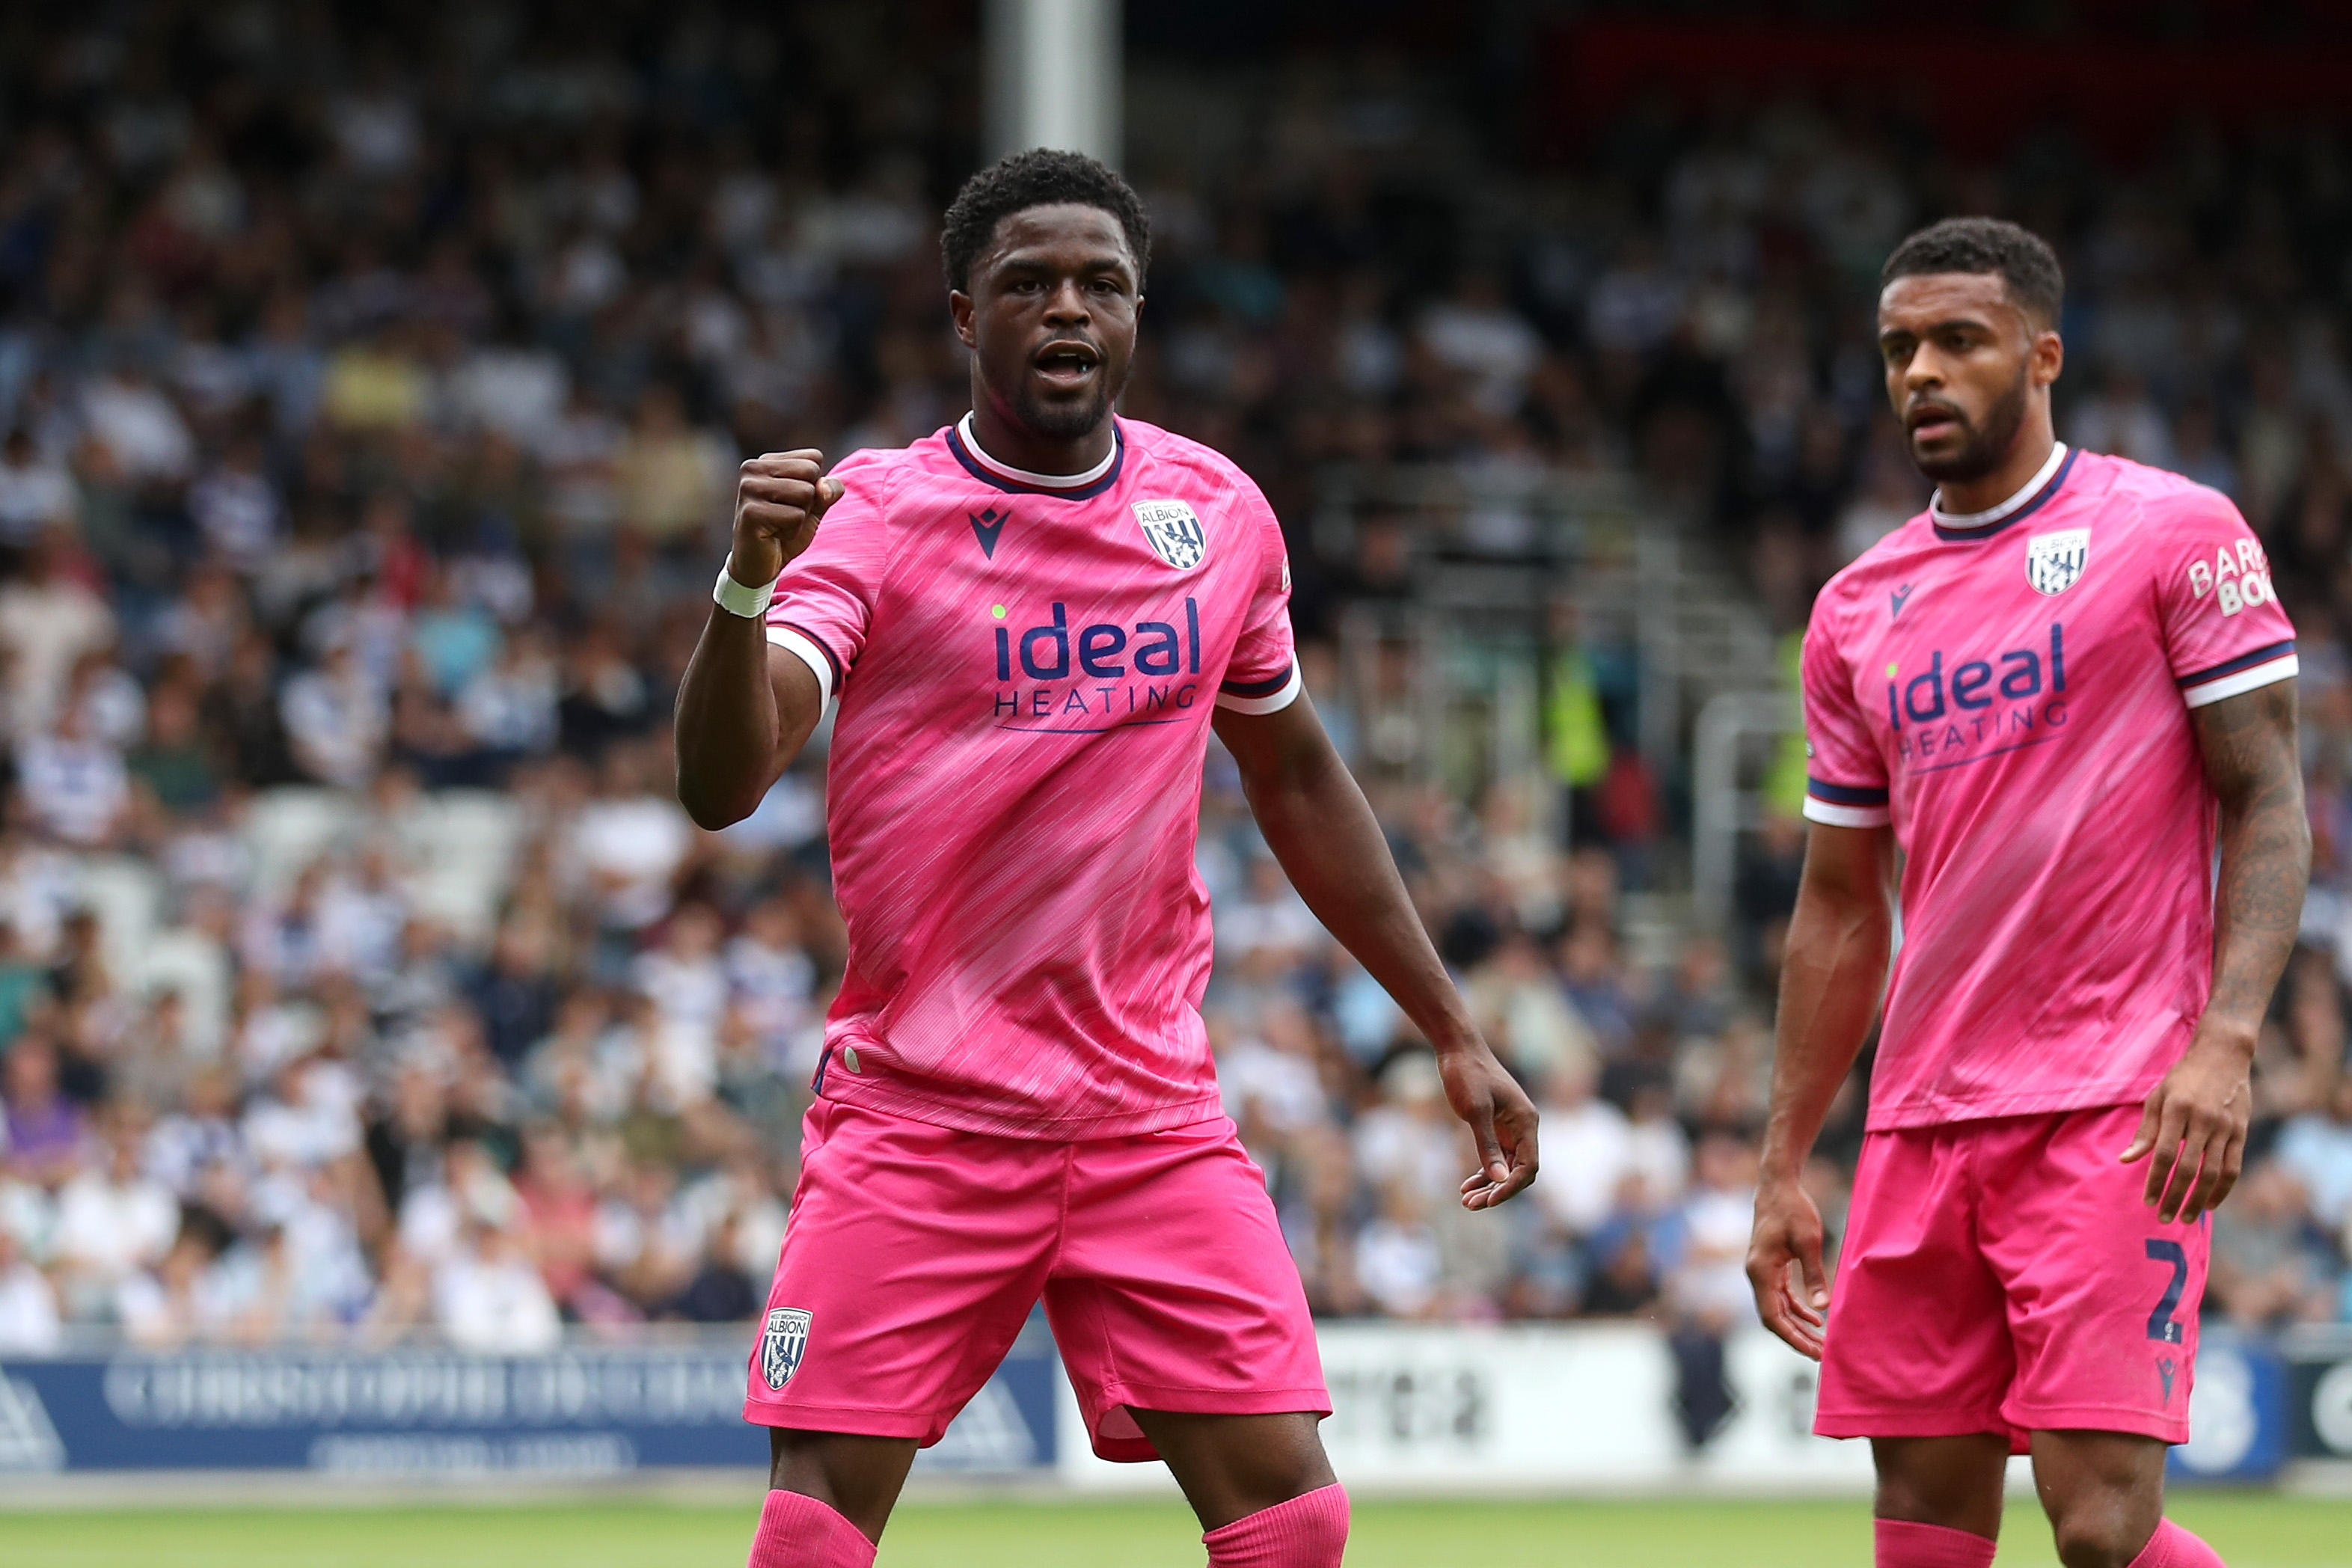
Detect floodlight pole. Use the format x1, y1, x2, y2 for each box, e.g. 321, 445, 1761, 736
984, 0, 1123, 165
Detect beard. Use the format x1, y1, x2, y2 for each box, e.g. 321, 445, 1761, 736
1911, 366, 2030, 484
1008, 373, 1118, 442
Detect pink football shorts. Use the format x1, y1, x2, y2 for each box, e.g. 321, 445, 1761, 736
742, 1097, 1329, 1461
1816, 1102, 2208, 1452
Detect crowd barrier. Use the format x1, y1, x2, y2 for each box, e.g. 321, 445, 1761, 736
1, 1323, 2345, 1486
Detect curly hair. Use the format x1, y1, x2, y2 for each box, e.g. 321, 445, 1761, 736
1881, 217, 2064, 326
940, 149, 1151, 294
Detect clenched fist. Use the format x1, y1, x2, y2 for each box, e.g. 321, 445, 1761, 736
729, 450, 844, 587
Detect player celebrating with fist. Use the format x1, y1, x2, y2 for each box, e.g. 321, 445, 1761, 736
1748, 217, 2308, 1568
675, 150, 1538, 1568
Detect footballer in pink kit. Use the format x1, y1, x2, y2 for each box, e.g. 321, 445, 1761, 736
674, 152, 1538, 1568
1748, 219, 2307, 1568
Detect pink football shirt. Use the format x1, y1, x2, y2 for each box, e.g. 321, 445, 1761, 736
763, 414, 1300, 1138
1802, 444, 2296, 1129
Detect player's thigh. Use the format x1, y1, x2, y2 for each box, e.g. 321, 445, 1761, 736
1043, 1117, 1329, 1463
1815, 1126, 2015, 1442
1871, 1434, 2011, 1538
2029, 1429, 2168, 1564
1979, 1104, 2206, 1444
745, 1098, 1062, 1442
767, 1427, 919, 1543
1128, 1409, 1336, 1531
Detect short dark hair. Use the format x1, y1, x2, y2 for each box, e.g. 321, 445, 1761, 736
1881, 217, 2064, 326
940, 149, 1151, 294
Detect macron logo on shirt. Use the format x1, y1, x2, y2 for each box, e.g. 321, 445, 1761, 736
970, 506, 1008, 560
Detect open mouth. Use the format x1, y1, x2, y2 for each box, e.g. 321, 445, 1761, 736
1032, 340, 1102, 388
1908, 405, 1962, 441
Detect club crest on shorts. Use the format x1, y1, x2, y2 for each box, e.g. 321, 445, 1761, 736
1133, 500, 1207, 571
760, 1308, 812, 1391
2025, 527, 2090, 595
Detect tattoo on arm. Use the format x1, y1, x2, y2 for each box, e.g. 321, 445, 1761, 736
2190, 680, 2310, 1036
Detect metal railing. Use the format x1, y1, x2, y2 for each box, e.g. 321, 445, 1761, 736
1690, 690, 1800, 934
1314, 462, 1670, 804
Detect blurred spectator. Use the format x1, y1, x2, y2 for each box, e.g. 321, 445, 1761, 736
668, 1208, 760, 1323
2068, 368, 2175, 469
1665, 1133, 1760, 1329
52, 1115, 177, 1312
82, 367, 195, 488
571, 746, 695, 947
129, 683, 221, 815
4, 1036, 84, 1183
281, 644, 389, 788
0, 1225, 61, 1353
1466, 931, 1596, 1084
2209, 1161, 2338, 1329
1216, 857, 1323, 964
17, 702, 129, 847
2276, 1078, 2352, 1235
433, 1221, 561, 1353
613, 384, 731, 551
187, 437, 283, 573
1220, 1002, 1331, 1143
117, 1229, 227, 1348
1356, 1183, 1444, 1318
1581, 1205, 1665, 1318
0, 429, 77, 551
1533, 1059, 1632, 1241
0, 533, 114, 732
457, 631, 560, 765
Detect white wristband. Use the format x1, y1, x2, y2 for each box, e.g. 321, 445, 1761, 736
714, 563, 779, 619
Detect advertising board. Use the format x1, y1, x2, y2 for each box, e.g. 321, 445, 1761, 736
0, 1328, 1059, 1478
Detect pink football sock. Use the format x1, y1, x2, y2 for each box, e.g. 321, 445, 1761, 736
1875, 1518, 1997, 1567
2128, 1518, 2228, 1567
1202, 1482, 1350, 1567
746, 1488, 877, 1568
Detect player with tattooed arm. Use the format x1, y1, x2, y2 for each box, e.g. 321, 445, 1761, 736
1748, 218, 2308, 1568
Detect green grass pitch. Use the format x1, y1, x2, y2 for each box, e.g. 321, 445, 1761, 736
1, 1494, 2346, 1567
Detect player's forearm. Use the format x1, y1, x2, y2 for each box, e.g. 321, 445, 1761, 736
2202, 802, 2309, 1054
2193, 682, 2309, 1056
1759, 880, 1891, 1182
678, 452, 842, 827
1231, 716, 1480, 1052
673, 610, 794, 829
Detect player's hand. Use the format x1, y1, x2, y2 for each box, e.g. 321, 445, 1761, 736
2122, 1032, 2253, 1225
1439, 1040, 1538, 1210
729, 450, 843, 586
1747, 1177, 1829, 1360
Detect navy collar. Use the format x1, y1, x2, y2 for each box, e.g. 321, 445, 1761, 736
1931, 445, 2079, 542
946, 415, 1126, 500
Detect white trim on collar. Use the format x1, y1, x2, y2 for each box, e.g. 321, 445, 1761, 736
956, 412, 1117, 489
1929, 441, 2068, 530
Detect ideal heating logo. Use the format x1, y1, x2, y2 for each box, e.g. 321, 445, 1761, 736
989, 597, 1204, 732
1886, 622, 2070, 769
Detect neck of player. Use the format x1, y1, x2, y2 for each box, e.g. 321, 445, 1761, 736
1938, 416, 2057, 516
967, 394, 1115, 478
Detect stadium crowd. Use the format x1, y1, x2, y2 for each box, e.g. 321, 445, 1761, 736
0, 4, 2347, 1383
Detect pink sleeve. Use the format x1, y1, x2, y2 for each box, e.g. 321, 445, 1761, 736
2151, 490, 2297, 708
1800, 605, 1890, 829
763, 458, 892, 706
1213, 483, 1301, 715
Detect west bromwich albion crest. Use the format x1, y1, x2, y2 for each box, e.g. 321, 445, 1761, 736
2026, 527, 2090, 595
1133, 500, 1207, 571
760, 1308, 812, 1391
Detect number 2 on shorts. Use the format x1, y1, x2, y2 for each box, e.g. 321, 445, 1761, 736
2143, 1238, 2187, 1344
